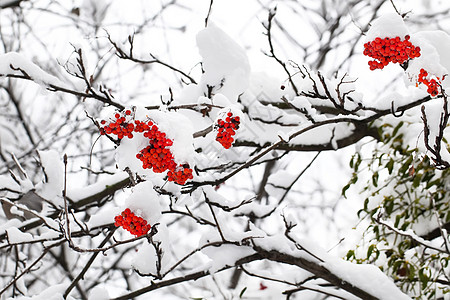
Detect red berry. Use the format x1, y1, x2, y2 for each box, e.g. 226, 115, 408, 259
215, 112, 241, 149
417, 68, 441, 97
114, 208, 151, 237
364, 35, 420, 70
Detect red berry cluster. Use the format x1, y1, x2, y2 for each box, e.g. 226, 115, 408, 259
418, 68, 441, 97
216, 112, 240, 149
100, 109, 194, 185
114, 208, 151, 236
100, 110, 134, 139
136, 122, 176, 173
363, 35, 421, 70
168, 164, 194, 185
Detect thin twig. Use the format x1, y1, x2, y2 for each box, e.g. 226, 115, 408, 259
63, 228, 116, 298
205, 0, 214, 27
0, 242, 62, 296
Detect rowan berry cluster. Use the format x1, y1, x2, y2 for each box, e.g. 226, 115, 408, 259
418, 68, 442, 97
100, 110, 134, 139
100, 109, 194, 185
114, 208, 151, 236
168, 164, 194, 185
216, 112, 240, 149
363, 35, 421, 70
135, 123, 176, 173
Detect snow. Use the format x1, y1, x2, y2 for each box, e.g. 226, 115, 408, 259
35, 150, 64, 201
201, 243, 254, 273
0, 174, 20, 192
81, 0, 109, 24
3, 3, 450, 300
268, 170, 296, 188
196, 24, 251, 102
123, 181, 162, 224
251, 220, 412, 300
0, 52, 67, 88
115, 107, 196, 177
9, 205, 24, 217
406, 30, 450, 89
365, 13, 409, 42
301, 281, 360, 300
0, 218, 22, 236
323, 258, 411, 300
87, 286, 110, 300
66, 172, 128, 202
5, 226, 34, 243
132, 223, 172, 274
87, 206, 121, 228
7, 284, 75, 300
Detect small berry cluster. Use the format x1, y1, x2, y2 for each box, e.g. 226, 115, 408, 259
100, 110, 134, 139
114, 208, 151, 236
216, 112, 240, 149
100, 109, 194, 185
168, 164, 194, 185
136, 122, 176, 173
418, 68, 442, 97
363, 35, 421, 70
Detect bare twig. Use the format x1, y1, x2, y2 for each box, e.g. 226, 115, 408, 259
63, 228, 116, 298
205, 0, 214, 27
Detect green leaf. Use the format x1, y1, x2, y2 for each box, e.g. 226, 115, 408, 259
386, 158, 394, 174
346, 250, 355, 260
412, 173, 422, 188
418, 268, 430, 288
372, 171, 379, 187
341, 183, 351, 198
367, 244, 375, 259
394, 214, 402, 228
398, 156, 413, 175
354, 155, 362, 172
384, 198, 394, 215
392, 121, 404, 137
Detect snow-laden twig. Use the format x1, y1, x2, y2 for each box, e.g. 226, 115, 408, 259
374, 214, 449, 254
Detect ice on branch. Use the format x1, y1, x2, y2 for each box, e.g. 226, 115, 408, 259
196, 24, 251, 101
0, 52, 66, 88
